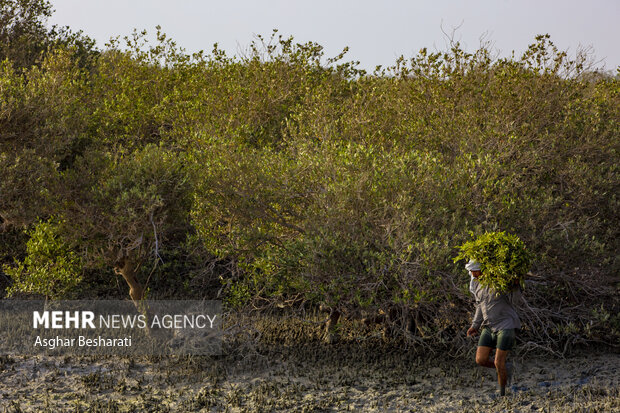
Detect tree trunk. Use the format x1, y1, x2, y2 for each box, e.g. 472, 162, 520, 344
114, 258, 172, 342
324, 309, 340, 344
114, 258, 144, 303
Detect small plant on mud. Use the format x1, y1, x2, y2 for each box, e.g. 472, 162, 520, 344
454, 231, 531, 293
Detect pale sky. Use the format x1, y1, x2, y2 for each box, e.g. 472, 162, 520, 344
48, 0, 620, 72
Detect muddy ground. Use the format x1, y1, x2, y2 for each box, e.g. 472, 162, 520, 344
0, 317, 619, 412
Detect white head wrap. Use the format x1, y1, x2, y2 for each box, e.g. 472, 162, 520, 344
465, 260, 481, 295
465, 259, 481, 271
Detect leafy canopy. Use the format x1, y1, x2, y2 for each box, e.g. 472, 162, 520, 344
454, 231, 532, 293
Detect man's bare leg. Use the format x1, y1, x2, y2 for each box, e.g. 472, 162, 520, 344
475, 346, 495, 368
495, 348, 509, 395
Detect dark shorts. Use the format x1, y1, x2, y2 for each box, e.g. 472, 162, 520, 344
478, 327, 516, 351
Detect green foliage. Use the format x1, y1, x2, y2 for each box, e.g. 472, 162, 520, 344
0, 11, 617, 347
0, 0, 54, 69
4, 218, 82, 298
61, 144, 197, 269
0, 49, 92, 227
0, 0, 97, 71
454, 232, 532, 293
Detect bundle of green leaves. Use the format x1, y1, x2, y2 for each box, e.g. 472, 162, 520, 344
454, 231, 531, 293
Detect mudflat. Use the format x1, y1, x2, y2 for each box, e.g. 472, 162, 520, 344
0, 344, 618, 412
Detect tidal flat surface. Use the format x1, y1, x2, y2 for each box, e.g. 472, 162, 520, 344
1, 343, 618, 412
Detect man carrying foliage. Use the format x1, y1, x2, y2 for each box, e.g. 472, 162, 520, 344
466, 259, 521, 396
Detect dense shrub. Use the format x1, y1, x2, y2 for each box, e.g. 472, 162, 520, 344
1, 6, 618, 350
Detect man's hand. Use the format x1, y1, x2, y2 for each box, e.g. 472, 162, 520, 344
467, 327, 479, 337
